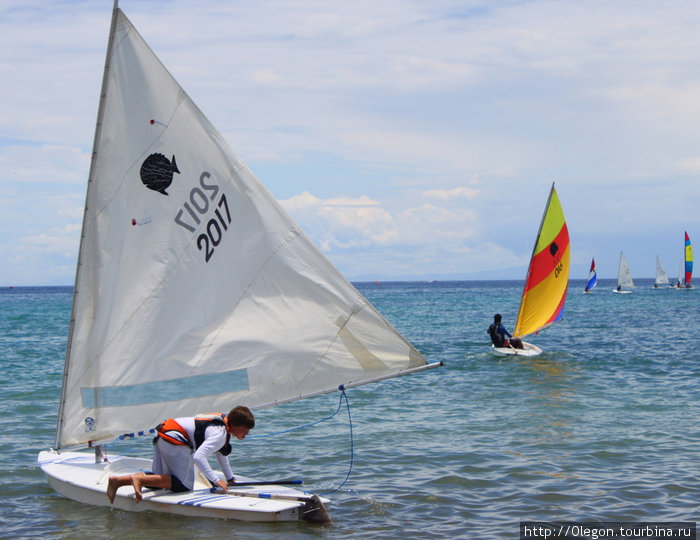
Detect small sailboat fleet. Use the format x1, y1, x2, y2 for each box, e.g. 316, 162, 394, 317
38, 2, 441, 523
490, 183, 570, 357
597, 232, 694, 293
612, 252, 634, 293
584, 258, 597, 293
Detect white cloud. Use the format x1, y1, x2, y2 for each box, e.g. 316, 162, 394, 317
423, 187, 480, 200
280, 192, 482, 265
675, 158, 700, 173
23, 224, 81, 255
0, 144, 89, 185
1, 1, 699, 283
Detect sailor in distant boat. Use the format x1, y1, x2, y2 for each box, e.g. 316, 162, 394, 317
106, 406, 255, 504
487, 314, 523, 349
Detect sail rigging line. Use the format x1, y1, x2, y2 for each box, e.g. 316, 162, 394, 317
248, 389, 348, 439
319, 388, 353, 496
248, 388, 356, 495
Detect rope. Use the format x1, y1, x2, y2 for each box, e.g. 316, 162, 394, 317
319, 386, 353, 495
248, 386, 354, 496
247, 389, 346, 438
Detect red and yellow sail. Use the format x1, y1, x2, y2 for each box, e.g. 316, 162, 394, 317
513, 184, 570, 337
684, 231, 693, 287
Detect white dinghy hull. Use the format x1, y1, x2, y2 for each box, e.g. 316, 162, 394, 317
491, 341, 542, 357
39, 450, 330, 522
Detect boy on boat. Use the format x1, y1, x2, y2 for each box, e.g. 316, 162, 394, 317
487, 313, 523, 349
107, 405, 255, 503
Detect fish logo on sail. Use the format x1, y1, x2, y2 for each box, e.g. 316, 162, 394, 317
549, 242, 559, 259
140, 153, 180, 195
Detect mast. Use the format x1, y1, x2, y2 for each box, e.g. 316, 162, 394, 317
54, 1, 121, 450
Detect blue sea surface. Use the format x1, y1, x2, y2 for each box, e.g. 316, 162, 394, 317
0, 282, 698, 539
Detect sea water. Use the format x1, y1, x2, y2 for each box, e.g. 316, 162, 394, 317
0, 282, 698, 539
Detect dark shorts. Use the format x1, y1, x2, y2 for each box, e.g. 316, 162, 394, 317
169, 474, 189, 492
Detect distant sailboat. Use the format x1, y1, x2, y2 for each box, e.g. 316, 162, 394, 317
684, 231, 694, 288
491, 183, 569, 357
653, 256, 670, 288
584, 258, 597, 293
612, 252, 634, 293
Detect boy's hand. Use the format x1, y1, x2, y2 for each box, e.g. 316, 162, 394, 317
213, 479, 228, 492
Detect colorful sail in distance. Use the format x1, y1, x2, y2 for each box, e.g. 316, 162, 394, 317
684, 231, 693, 287
585, 258, 597, 292
513, 183, 570, 337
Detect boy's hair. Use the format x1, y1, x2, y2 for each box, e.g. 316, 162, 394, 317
227, 405, 255, 429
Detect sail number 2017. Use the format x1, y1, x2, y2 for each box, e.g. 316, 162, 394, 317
174, 172, 232, 263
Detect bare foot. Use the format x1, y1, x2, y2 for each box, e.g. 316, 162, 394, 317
130, 474, 144, 502
107, 476, 118, 504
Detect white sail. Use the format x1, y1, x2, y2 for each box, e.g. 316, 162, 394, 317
55, 9, 435, 450
654, 256, 669, 287
617, 252, 634, 289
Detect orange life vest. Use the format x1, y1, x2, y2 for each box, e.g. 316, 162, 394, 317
155, 414, 231, 455
155, 418, 191, 447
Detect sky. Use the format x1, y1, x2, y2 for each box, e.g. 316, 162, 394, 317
1, 0, 699, 286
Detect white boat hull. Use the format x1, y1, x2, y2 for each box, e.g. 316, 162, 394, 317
490, 341, 542, 357
38, 450, 329, 522
612, 289, 632, 294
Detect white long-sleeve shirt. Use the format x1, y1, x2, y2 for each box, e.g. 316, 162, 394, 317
174, 417, 234, 485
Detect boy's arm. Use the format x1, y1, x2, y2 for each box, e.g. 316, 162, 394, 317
193, 426, 227, 485
216, 452, 235, 483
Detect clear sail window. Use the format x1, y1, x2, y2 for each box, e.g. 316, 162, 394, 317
81, 369, 249, 408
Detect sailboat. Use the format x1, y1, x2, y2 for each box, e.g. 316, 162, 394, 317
653, 256, 670, 288
612, 252, 634, 293
683, 231, 694, 288
584, 257, 597, 293
38, 3, 441, 523
491, 183, 570, 357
